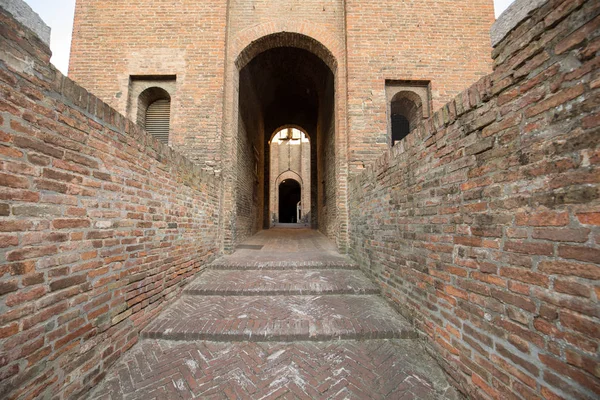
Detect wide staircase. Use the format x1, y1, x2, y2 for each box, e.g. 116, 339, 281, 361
89, 229, 461, 399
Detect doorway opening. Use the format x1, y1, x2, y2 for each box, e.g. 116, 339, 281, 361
278, 179, 301, 223
234, 36, 336, 241
270, 128, 311, 225
224, 31, 347, 251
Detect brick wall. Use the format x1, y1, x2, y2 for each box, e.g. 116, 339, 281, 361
69, 0, 228, 168
70, 0, 495, 252
345, 0, 495, 173
348, 0, 600, 399
235, 67, 264, 242
0, 7, 221, 399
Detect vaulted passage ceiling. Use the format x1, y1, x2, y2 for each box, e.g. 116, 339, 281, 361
242, 47, 333, 138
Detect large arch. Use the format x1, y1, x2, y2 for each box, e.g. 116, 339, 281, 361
231, 21, 344, 72
219, 25, 348, 252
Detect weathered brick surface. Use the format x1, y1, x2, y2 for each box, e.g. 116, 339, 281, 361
91, 228, 456, 399
0, 7, 220, 400
210, 228, 359, 269
87, 339, 461, 400
142, 294, 415, 341
348, 1, 600, 399
69, 0, 495, 253
185, 269, 379, 295
345, 0, 495, 172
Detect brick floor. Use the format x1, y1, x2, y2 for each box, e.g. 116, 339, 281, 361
142, 295, 415, 341
87, 229, 462, 399
185, 269, 379, 295
89, 340, 461, 400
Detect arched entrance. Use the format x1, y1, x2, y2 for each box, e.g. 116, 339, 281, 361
278, 179, 301, 223
220, 29, 349, 252
270, 128, 311, 226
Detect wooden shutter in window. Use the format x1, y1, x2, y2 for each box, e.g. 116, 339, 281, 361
145, 99, 170, 144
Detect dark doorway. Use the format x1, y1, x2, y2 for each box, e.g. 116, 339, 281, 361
391, 114, 410, 146
278, 179, 301, 223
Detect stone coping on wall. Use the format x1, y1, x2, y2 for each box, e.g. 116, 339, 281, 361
491, 0, 548, 47
0, 0, 50, 47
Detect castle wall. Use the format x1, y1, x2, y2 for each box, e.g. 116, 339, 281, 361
68, 0, 496, 251
68, 0, 494, 174
69, 0, 229, 167
0, 6, 221, 398
348, 0, 600, 398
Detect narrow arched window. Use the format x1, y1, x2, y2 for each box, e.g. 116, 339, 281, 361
145, 98, 171, 144
390, 91, 423, 147
137, 87, 171, 144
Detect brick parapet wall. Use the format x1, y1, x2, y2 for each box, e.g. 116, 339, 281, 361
349, 0, 599, 399
0, 0, 50, 47
0, 7, 221, 399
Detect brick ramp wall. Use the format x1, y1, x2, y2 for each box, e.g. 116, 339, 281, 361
0, 8, 221, 400
348, 0, 599, 399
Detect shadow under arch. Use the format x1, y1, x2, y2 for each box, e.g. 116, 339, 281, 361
275, 170, 304, 187
235, 32, 338, 73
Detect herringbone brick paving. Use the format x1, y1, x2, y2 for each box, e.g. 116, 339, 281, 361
89, 340, 460, 399
142, 295, 415, 341
185, 270, 379, 295
210, 230, 356, 268
87, 229, 462, 399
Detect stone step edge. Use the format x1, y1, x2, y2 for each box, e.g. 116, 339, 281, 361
183, 287, 381, 296
141, 319, 417, 342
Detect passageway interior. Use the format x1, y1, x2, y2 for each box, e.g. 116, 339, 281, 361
235, 38, 337, 243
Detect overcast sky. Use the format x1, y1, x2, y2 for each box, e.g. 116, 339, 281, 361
24, 0, 516, 76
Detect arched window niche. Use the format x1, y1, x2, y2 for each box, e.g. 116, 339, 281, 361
137, 87, 171, 144
386, 81, 431, 147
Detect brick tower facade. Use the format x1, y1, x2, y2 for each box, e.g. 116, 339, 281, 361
68, 0, 495, 250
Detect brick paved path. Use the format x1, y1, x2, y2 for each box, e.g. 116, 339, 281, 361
88, 229, 462, 399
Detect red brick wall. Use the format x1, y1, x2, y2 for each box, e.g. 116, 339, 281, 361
0, 9, 221, 399
69, 0, 494, 251
345, 0, 495, 173
69, 0, 228, 168
348, 0, 599, 398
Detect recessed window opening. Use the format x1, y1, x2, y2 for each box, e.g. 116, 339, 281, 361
391, 114, 410, 146
390, 91, 423, 147
137, 87, 172, 144
145, 98, 171, 144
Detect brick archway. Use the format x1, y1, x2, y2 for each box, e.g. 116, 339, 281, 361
274, 171, 304, 224
220, 22, 349, 253
232, 21, 344, 72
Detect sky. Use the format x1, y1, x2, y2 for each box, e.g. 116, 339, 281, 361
23, 0, 516, 76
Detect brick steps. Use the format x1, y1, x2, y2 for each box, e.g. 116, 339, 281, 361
140, 230, 416, 344
91, 230, 458, 398
90, 340, 460, 399
141, 295, 415, 342
208, 258, 359, 270
184, 269, 379, 295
